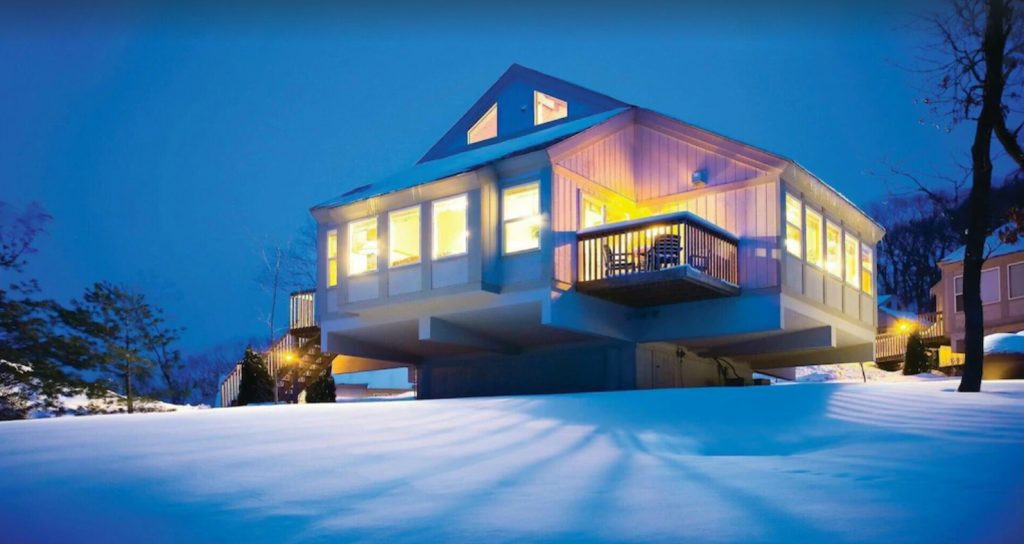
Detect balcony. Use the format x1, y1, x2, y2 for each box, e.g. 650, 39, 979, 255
576, 211, 740, 307
289, 289, 318, 337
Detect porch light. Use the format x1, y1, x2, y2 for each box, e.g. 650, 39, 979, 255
692, 169, 707, 187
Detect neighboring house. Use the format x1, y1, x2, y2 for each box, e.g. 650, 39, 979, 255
935, 227, 1024, 354
310, 64, 883, 399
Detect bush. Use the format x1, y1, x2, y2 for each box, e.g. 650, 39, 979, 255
305, 368, 336, 404
236, 348, 275, 405
903, 332, 934, 375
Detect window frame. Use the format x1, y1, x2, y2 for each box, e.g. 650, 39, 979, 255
860, 244, 874, 295
467, 103, 498, 145
326, 228, 338, 288
825, 220, 842, 278
534, 91, 568, 126
844, 233, 860, 288
954, 267, 1002, 311
804, 207, 824, 269
347, 216, 379, 277
784, 193, 802, 259
388, 205, 422, 268
580, 193, 607, 229
502, 181, 542, 255
431, 194, 469, 261
1009, 261, 1024, 300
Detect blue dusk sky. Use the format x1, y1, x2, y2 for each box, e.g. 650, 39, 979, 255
0, 2, 994, 352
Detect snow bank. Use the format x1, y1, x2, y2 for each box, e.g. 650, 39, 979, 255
795, 362, 949, 383
1, 381, 1022, 543
985, 331, 1024, 356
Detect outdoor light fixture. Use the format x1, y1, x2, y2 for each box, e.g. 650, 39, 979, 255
692, 169, 707, 187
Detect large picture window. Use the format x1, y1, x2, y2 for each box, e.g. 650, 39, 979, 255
432, 194, 468, 259
503, 182, 541, 254
825, 221, 842, 278
326, 229, 338, 287
389, 206, 421, 267
348, 217, 378, 275
954, 269, 1001, 311
844, 234, 859, 287
468, 104, 497, 144
805, 208, 823, 269
785, 194, 802, 258
534, 91, 568, 125
861, 245, 874, 294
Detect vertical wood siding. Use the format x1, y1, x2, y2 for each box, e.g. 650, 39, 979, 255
555, 126, 636, 200
634, 126, 767, 200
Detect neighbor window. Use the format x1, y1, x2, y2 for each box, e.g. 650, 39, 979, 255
504, 182, 541, 253
825, 221, 842, 278
954, 268, 1001, 311
534, 91, 568, 125
861, 244, 874, 295
805, 208, 823, 268
581, 194, 606, 229
468, 103, 497, 144
432, 194, 468, 259
844, 234, 859, 287
326, 229, 338, 287
785, 194, 802, 258
388, 206, 421, 267
348, 217, 378, 275
1010, 262, 1024, 299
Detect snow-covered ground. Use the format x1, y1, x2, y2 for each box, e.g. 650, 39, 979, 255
1, 381, 1022, 543
794, 362, 948, 383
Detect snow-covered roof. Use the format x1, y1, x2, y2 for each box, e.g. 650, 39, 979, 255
313, 108, 629, 210
942, 223, 1024, 263
984, 331, 1024, 355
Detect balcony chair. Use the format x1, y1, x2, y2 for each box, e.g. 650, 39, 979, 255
646, 234, 681, 271
602, 244, 635, 276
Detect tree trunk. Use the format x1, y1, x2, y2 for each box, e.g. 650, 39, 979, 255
959, 0, 1009, 392
125, 361, 134, 414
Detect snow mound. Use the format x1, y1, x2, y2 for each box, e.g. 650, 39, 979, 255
985, 331, 1024, 355
1, 381, 1022, 543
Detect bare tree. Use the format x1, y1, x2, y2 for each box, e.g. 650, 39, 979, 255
918, 0, 1023, 392
0, 201, 51, 273
255, 220, 318, 346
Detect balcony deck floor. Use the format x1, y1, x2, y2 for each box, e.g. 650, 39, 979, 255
576, 264, 740, 307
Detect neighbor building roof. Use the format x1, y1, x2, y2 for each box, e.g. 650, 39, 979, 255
941, 224, 1024, 263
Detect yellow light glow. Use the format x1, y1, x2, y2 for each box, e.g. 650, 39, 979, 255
468, 103, 498, 144
503, 182, 541, 254
389, 205, 421, 267
785, 194, 802, 258
348, 217, 378, 275
433, 194, 469, 259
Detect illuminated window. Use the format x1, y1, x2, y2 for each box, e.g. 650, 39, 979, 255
581, 194, 606, 229
432, 194, 468, 259
954, 269, 1001, 311
389, 206, 421, 267
468, 104, 497, 144
503, 182, 541, 254
785, 194, 802, 258
326, 229, 338, 287
825, 221, 842, 278
861, 244, 874, 294
805, 208, 823, 268
348, 217, 378, 275
534, 91, 568, 125
844, 234, 859, 287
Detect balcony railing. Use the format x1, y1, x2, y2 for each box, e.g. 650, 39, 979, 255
875, 311, 947, 363
576, 211, 739, 306
289, 289, 317, 332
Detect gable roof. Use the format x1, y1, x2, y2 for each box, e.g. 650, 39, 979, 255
941, 223, 1024, 263
418, 64, 630, 163
313, 107, 629, 210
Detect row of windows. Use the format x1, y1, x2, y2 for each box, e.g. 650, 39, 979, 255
326, 183, 541, 286
953, 262, 1024, 312
785, 193, 874, 295
467, 91, 569, 145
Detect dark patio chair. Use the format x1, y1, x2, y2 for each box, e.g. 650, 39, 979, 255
688, 254, 709, 273
602, 244, 634, 276
646, 234, 681, 270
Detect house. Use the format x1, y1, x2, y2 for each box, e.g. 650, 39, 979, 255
934, 226, 1024, 355
310, 64, 883, 399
